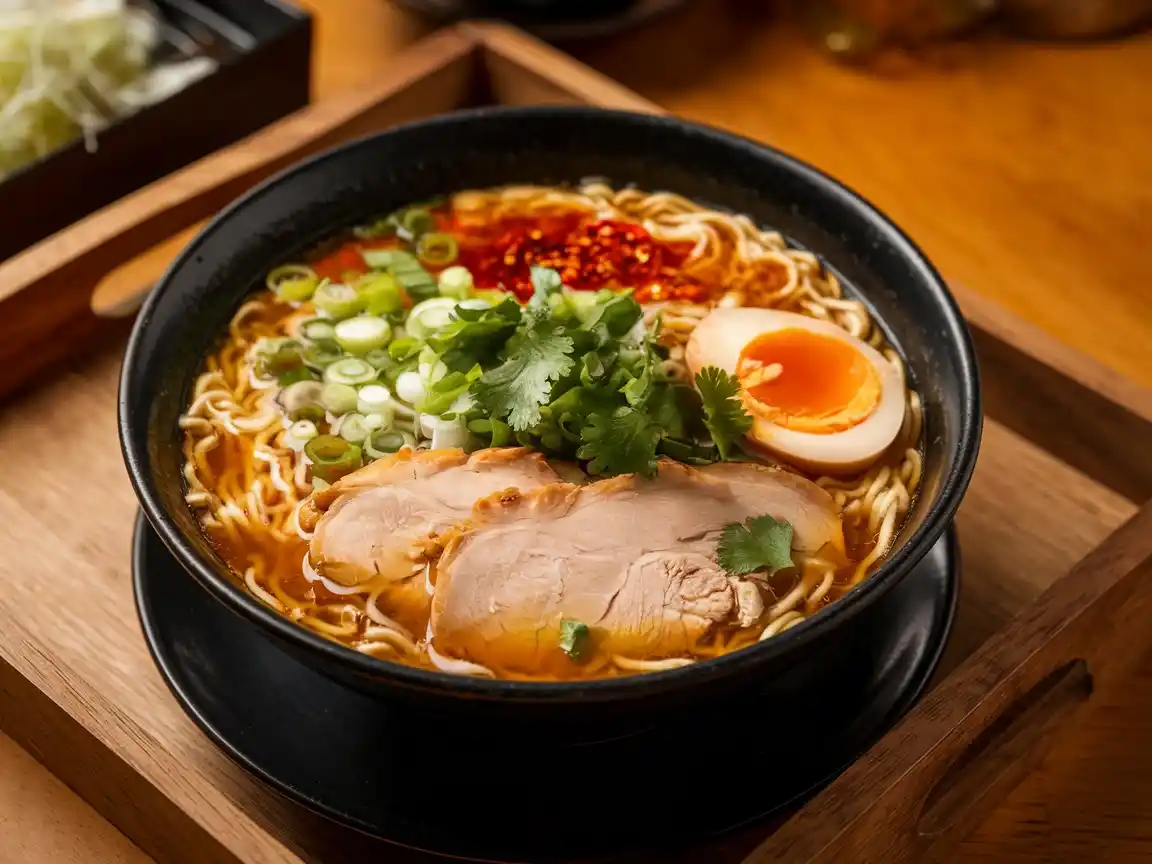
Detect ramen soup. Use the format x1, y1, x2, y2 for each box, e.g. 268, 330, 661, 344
180, 183, 923, 681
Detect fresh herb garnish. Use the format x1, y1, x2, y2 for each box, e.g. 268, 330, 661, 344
429, 296, 521, 372
559, 618, 591, 661
472, 319, 575, 431
407, 266, 754, 477
695, 366, 753, 460
716, 515, 795, 577
578, 405, 663, 478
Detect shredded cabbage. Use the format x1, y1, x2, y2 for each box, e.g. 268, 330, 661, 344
0, 0, 216, 179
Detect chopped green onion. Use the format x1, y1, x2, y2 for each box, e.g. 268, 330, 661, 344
362, 249, 422, 272
320, 382, 360, 416
417, 233, 459, 268
400, 208, 435, 239
266, 265, 319, 302
300, 319, 337, 344
437, 265, 473, 300
305, 435, 363, 484
395, 370, 425, 405
303, 343, 344, 371
277, 367, 315, 386
337, 413, 372, 444
254, 338, 305, 377
559, 618, 590, 661
420, 413, 471, 450
352, 217, 397, 239
279, 380, 324, 421
333, 316, 392, 355
363, 349, 394, 372
357, 272, 403, 316
283, 420, 319, 452
406, 297, 458, 340
468, 417, 512, 448
313, 281, 363, 320
324, 358, 378, 387
387, 337, 421, 361
397, 270, 439, 302
418, 367, 478, 415
365, 429, 414, 460
357, 384, 393, 415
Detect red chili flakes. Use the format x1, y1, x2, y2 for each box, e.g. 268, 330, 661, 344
456, 215, 708, 302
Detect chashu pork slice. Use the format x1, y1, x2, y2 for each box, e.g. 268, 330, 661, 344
431, 459, 844, 674
300, 448, 561, 593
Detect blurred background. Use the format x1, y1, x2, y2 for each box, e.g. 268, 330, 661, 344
10, 0, 1144, 382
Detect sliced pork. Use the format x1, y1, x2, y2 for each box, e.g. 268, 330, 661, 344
301, 447, 561, 589
431, 459, 844, 674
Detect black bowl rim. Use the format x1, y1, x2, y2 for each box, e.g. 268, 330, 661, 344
119, 105, 982, 702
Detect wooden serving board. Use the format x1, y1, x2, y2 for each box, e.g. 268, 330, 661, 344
0, 22, 1150, 864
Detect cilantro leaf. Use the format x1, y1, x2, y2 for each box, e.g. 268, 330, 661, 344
429, 297, 521, 372
559, 618, 591, 661
580, 291, 643, 337
577, 406, 661, 477
716, 515, 795, 577
695, 366, 752, 460
472, 322, 574, 431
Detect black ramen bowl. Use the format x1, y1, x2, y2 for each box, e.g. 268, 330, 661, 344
119, 107, 981, 734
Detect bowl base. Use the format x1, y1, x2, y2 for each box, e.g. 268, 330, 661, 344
133, 512, 958, 862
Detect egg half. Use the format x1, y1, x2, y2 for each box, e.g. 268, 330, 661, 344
685, 308, 906, 474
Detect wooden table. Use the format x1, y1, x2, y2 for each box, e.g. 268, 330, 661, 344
3, 1, 1151, 861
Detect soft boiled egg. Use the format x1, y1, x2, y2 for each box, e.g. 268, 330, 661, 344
685, 308, 905, 474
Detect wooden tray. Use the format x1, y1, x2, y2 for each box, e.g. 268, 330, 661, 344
1, 22, 1151, 864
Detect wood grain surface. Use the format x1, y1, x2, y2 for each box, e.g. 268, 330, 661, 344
2, 2, 1152, 863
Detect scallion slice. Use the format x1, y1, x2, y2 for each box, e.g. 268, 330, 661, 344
279, 380, 324, 421
361, 248, 422, 272
365, 429, 414, 460
301, 319, 337, 345
387, 337, 421, 361
437, 265, 473, 300
357, 384, 393, 415
303, 343, 344, 371
313, 281, 363, 320
304, 435, 362, 483
320, 382, 360, 416
363, 349, 394, 371
333, 316, 392, 355
406, 297, 458, 340
400, 208, 435, 239
394, 370, 425, 406
357, 272, 403, 316
396, 269, 438, 302
266, 265, 319, 302
417, 233, 459, 268
323, 358, 378, 387
254, 338, 304, 376
283, 420, 319, 452
337, 413, 372, 444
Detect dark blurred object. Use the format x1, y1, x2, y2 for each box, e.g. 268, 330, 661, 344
1, 0, 311, 263
802, 0, 998, 60
999, 0, 1152, 38
394, 0, 688, 41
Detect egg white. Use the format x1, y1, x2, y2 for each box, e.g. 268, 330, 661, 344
686, 308, 906, 474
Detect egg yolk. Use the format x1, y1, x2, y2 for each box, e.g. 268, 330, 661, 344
736, 328, 882, 434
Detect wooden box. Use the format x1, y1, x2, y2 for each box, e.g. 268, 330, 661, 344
0, 0, 312, 262
0, 22, 1150, 864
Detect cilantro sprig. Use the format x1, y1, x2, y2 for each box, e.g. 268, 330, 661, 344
450, 266, 754, 477
716, 515, 795, 577
695, 366, 753, 460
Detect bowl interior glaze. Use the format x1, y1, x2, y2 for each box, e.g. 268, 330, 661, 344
120, 107, 980, 710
